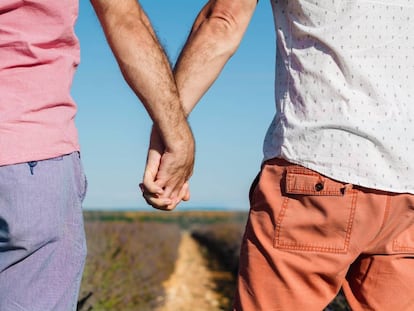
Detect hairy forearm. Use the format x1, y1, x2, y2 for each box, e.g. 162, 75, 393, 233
174, 0, 257, 115
91, 0, 192, 149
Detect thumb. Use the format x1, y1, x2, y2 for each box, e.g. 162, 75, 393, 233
142, 149, 164, 195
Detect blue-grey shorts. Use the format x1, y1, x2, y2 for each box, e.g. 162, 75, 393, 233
0, 152, 87, 311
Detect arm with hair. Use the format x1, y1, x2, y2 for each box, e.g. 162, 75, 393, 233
175, 0, 257, 115
143, 0, 257, 208
90, 0, 195, 209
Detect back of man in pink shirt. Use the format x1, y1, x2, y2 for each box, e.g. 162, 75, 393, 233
0, 1, 195, 310
0, 0, 80, 165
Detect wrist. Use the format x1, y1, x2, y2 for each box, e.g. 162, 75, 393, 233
157, 121, 194, 153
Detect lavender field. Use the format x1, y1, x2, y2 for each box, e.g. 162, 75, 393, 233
77, 211, 350, 311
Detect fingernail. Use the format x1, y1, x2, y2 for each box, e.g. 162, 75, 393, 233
139, 183, 144, 192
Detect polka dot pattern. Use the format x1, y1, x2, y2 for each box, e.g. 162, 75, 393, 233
263, 0, 414, 193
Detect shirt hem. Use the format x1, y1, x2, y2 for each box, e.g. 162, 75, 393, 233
263, 152, 414, 195
0, 146, 80, 167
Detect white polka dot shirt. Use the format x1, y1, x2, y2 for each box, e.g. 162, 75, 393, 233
263, 0, 414, 193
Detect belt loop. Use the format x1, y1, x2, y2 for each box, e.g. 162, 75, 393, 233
28, 161, 38, 175
343, 183, 354, 194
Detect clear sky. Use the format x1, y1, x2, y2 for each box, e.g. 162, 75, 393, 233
72, 1, 276, 210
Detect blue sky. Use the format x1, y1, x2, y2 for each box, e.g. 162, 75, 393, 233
72, 1, 276, 210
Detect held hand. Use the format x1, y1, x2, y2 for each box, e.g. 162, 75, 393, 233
141, 126, 194, 210
141, 128, 171, 207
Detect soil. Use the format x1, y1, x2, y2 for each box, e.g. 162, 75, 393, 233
155, 231, 232, 311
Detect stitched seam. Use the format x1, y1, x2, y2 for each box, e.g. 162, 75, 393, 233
287, 189, 343, 196
275, 244, 348, 253
287, 167, 319, 176
274, 197, 289, 247
274, 190, 357, 253
392, 243, 414, 251
286, 173, 345, 196
343, 190, 358, 252
393, 238, 414, 252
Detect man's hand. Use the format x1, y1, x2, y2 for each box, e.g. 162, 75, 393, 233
141, 126, 193, 210
91, 0, 195, 211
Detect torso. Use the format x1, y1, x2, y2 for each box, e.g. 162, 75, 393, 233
264, 0, 414, 193
0, 0, 80, 165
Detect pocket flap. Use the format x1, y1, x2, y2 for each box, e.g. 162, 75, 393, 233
286, 167, 345, 196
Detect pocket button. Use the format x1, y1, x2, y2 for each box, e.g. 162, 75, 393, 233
315, 183, 324, 192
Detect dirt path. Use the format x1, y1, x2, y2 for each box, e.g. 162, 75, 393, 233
156, 231, 227, 311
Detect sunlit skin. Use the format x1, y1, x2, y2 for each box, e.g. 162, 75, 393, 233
141, 0, 257, 210
90, 0, 195, 210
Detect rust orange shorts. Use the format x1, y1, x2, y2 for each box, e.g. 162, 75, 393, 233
233, 158, 414, 311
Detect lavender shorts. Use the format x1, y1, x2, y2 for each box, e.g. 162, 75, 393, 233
0, 152, 87, 311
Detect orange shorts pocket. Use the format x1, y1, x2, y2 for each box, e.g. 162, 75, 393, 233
274, 166, 357, 253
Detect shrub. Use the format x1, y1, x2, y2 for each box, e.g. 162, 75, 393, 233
78, 220, 181, 311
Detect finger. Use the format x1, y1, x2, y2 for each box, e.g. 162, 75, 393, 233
165, 200, 179, 211
164, 183, 190, 210
142, 192, 172, 209
139, 182, 162, 197
142, 176, 163, 195
141, 177, 164, 196
160, 184, 174, 201
142, 150, 164, 195
182, 186, 190, 202
178, 182, 190, 202
153, 149, 194, 198
182, 191, 190, 201
161, 181, 183, 204
155, 186, 179, 210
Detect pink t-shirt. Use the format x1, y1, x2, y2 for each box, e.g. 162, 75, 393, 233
0, 0, 80, 166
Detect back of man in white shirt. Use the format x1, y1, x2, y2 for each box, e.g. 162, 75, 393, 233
143, 0, 414, 309
264, 0, 414, 194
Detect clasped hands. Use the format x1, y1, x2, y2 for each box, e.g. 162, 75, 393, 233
140, 126, 195, 211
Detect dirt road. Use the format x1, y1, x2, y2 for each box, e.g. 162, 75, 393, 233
156, 231, 231, 311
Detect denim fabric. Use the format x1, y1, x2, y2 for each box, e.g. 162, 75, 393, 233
0, 152, 87, 311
